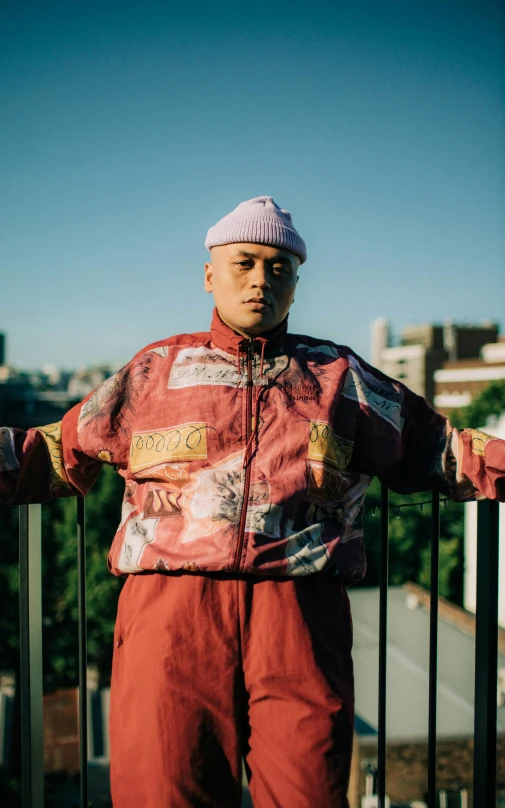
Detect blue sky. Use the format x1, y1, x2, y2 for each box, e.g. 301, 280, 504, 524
1, 0, 504, 369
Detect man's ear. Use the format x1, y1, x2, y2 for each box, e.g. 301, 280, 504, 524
204, 262, 213, 293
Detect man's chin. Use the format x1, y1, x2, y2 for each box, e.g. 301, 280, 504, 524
239, 312, 277, 335
222, 311, 276, 337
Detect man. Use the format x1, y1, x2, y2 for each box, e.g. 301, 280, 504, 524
1, 196, 504, 807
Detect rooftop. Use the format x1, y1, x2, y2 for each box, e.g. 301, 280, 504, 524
349, 583, 505, 743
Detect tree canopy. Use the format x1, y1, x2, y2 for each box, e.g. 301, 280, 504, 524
358, 478, 464, 604
449, 379, 505, 430
0, 465, 124, 689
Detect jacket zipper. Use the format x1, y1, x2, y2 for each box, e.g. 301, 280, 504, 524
233, 339, 254, 570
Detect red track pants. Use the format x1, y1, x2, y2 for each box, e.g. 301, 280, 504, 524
109, 572, 354, 807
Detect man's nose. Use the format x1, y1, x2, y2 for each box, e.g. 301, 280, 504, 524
250, 263, 271, 288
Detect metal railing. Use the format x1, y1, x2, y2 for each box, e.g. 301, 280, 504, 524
19, 498, 88, 808
375, 490, 500, 808
16, 488, 502, 807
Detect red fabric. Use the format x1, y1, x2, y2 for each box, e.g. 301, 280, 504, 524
2, 309, 504, 582
109, 572, 354, 807
210, 307, 287, 354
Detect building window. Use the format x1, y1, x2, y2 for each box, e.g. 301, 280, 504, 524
437, 789, 469, 808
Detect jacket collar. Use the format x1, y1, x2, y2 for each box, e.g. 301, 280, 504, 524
210, 307, 288, 355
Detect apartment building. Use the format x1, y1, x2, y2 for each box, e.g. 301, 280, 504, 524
434, 341, 505, 417
371, 319, 501, 407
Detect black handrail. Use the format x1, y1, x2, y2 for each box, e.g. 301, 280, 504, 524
428, 491, 440, 808
16, 494, 502, 807
473, 498, 500, 807
77, 497, 88, 807
377, 483, 389, 808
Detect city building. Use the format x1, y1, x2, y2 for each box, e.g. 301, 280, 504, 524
434, 342, 505, 417
370, 319, 501, 407
0, 331, 122, 430
370, 318, 390, 371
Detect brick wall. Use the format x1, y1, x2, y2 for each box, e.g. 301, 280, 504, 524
43, 688, 80, 774
349, 735, 505, 806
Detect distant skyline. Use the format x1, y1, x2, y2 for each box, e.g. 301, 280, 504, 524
2, 0, 504, 370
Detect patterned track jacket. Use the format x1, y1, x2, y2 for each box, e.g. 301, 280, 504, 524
1, 310, 504, 581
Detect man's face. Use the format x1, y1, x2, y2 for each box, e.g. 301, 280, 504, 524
204, 243, 299, 337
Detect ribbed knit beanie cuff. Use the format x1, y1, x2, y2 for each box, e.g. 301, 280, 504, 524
205, 196, 307, 264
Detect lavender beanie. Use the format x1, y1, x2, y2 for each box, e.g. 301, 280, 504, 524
205, 196, 307, 264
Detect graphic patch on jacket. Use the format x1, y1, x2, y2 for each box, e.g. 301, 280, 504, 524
35, 422, 72, 493
283, 521, 330, 576
180, 452, 283, 544
129, 423, 208, 471
78, 355, 153, 436
168, 347, 242, 389
0, 427, 20, 471
343, 357, 404, 431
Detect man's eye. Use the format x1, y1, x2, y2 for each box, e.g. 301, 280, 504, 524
236, 261, 252, 268
273, 265, 288, 274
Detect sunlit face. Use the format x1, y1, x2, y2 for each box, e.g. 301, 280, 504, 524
204, 243, 300, 337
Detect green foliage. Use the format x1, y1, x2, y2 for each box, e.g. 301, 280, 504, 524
0, 765, 21, 807
42, 466, 124, 688
0, 506, 21, 676
359, 478, 465, 603
419, 537, 461, 596
0, 466, 124, 688
448, 379, 505, 430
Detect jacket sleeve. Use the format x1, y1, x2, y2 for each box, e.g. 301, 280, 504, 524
0, 354, 149, 506
381, 390, 505, 501
344, 354, 505, 502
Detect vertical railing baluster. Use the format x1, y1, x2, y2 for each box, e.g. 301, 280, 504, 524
77, 497, 88, 807
473, 498, 499, 807
377, 483, 389, 808
427, 491, 440, 808
19, 504, 44, 808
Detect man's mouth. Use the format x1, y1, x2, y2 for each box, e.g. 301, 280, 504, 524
244, 298, 271, 309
